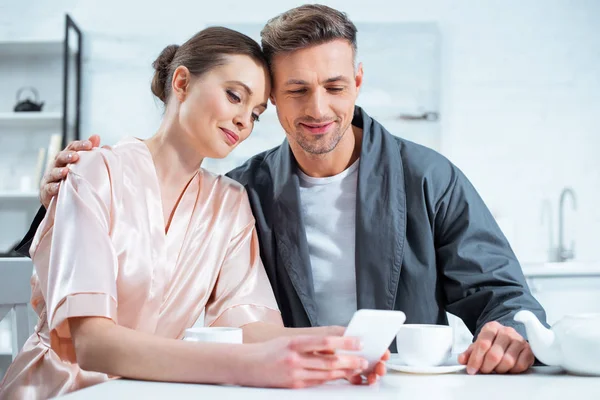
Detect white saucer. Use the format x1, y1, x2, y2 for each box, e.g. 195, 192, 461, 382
386, 354, 466, 375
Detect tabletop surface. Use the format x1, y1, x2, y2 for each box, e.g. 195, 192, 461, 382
60, 366, 600, 400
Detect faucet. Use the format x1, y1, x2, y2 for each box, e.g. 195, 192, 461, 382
540, 199, 555, 262
557, 187, 577, 262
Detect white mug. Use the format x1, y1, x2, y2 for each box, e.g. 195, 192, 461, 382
395, 324, 453, 367
183, 327, 243, 344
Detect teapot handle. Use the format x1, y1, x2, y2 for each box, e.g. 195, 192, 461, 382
16, 86, 40, 102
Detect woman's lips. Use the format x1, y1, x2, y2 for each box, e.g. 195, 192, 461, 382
220, 128, 239, 145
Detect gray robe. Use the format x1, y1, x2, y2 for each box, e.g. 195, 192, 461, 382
225, 106, 547, 344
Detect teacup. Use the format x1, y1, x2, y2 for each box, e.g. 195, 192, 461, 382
395, 324, 453, 367
183, 327, 243, 344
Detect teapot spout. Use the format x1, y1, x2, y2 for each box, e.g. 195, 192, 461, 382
514, 310, 561, 366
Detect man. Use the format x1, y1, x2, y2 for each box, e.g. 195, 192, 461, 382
18, 4, 546, 376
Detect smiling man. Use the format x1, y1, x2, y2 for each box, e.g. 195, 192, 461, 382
232, 4, 548, 376
18, 4, 547, 377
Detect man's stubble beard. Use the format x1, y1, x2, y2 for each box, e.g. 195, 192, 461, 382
291, 121, 352, 156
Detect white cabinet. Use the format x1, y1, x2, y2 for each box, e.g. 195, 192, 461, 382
526, 276, 600, 325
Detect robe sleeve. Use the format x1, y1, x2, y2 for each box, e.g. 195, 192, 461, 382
435, 165, 548, 340
204, 189, 282, 328
29, 150, 119, 359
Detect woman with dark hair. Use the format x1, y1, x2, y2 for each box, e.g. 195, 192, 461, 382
0, 27, 369, 399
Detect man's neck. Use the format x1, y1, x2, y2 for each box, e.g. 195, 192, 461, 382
293, 125, 363, 178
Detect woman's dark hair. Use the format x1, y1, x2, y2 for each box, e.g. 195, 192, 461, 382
151, 26, 268, 103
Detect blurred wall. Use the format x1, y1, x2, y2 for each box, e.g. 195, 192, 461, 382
1, 0, 599, 263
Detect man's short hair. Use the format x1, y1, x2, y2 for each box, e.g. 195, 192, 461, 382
260, 4, 358, 69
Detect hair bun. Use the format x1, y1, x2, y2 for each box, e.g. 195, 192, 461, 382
151, 44, 180, 103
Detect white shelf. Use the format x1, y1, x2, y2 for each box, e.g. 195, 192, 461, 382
0, 112, 62, 130
0, 191, 38, 200
0, 344, 11, 356
0, 40, 63, 57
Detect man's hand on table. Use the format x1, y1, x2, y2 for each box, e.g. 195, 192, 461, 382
458, 321, 535, 374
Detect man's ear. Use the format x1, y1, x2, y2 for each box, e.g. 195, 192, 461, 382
355, 62, 364, 92
171, 65, 191, 102
269, 94, 277, 106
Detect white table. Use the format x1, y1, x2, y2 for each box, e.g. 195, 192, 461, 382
61, 367, 600, 399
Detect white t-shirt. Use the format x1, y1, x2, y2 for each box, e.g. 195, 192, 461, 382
297, 159, 359, 327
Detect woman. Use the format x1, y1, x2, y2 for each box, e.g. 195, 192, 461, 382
0, 27, 371, 399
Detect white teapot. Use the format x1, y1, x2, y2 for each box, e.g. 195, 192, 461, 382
514, 310, 600, 376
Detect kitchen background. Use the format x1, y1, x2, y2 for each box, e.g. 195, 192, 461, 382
1, 0, 599, 379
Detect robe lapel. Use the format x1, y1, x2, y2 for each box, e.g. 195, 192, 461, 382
164, 172, 199, 268
272, 143, 318, 326
354, 106, 407, 311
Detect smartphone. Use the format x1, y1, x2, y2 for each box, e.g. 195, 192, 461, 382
341, 309, 406, 373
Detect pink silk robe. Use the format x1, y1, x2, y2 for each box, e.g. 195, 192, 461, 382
0, 137, 282, 399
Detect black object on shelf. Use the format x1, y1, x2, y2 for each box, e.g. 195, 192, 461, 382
14, 87, 44, 112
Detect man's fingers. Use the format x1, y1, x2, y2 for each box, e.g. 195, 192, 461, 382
54, 151, 79, 168
480, 332, 512, 374
458, 344, 474, 365
509, 345, 535, 374
40, 164, 69, 208
40, 182, 60, 208
495, 338, 525, 374
66, 140, 92, 152
466, 327, 499, 374
480, 321, 502, 335
79, 140, 93, 150
49, 167, 68, 183
65, 141, 81, 151
88, 135, 101, 148
47, 182, 60, 197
